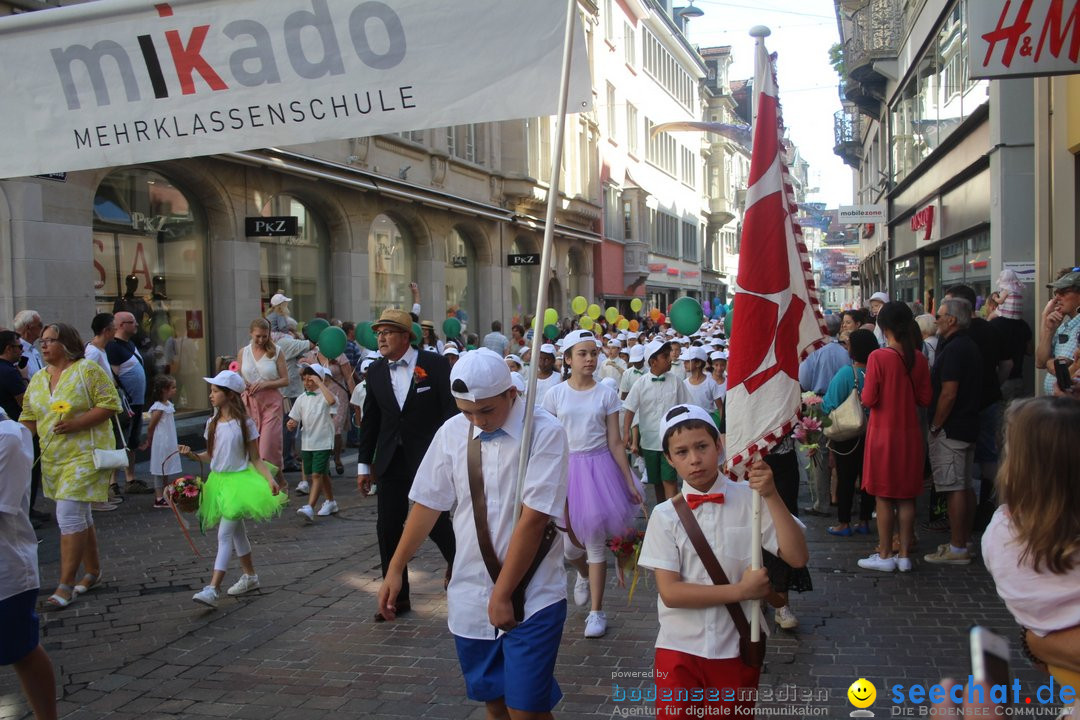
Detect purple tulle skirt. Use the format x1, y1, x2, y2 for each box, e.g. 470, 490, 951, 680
566, 447, 640, 544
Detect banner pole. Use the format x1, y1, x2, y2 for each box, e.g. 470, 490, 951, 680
513, 0, 577, 526
748, 24, 771, 645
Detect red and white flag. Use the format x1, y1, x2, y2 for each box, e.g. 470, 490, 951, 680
725, 41, 826, 480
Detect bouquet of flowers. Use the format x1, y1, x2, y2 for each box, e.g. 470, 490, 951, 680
794, 391, 832, 471
164, 474, 203, 513
608, 528, 647, 603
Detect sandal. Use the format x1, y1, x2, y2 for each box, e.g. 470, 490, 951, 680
74, 571, 102, 596
45, 584, 76, 609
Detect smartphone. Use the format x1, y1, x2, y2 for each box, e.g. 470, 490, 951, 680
970, 626, 1010, 686
1054, 358, 1074, 393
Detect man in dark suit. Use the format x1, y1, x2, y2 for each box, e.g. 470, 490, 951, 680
357, 308, 456, 621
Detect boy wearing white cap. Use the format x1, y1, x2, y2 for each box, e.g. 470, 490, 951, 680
288, 364, 339, 521
623, 340, 691, 503
378, 349, 570, 717
532, 343, 562, 406
638, 405, 807, 718
619, 345, 646, 400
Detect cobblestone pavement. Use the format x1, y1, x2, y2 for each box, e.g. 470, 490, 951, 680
1, 452, 1048, 719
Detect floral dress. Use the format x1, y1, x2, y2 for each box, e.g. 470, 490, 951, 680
20, 359, 123, 503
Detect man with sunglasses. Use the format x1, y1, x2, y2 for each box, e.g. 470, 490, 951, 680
1037, 269, 1080, 395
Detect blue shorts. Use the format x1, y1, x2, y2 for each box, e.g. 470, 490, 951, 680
453, 599, 566, 712
0, 589, 40, 665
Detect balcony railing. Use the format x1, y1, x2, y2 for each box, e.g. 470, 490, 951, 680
846, 0, 901, 84
833, 108, 863, 168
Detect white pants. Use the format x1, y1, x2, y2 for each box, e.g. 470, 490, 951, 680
215, 518, 252, 572
563, 534, 608, 564
55, 499, 94, 535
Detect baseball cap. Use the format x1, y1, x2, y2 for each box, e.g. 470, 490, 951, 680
359, 358, 376, 373
300, 362, 331, 379
510, 371, 526, 393
540, 343, 557, 356
643, 339, 672, 364
869, 291, 889, 304
628, 345, 646, 363
450, 349, 513, 402
660, 403, 718, 441
1048, 270, 1080, 291
269, 293, 291, 307
505, 354, 524, 367
686, 347, 709, 363
608, 338, 623, 348
203, 370, 245, 394
442, 346, 460, 357
562, 329, 602, 351
710, 350, 729, 361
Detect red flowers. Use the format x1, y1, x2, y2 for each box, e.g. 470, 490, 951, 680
413, 366, 428, 383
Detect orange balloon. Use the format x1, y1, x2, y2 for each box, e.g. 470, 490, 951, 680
629, 319, 639, 332
650, 308, 661, 321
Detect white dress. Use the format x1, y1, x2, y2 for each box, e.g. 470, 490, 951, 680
149, 401, 182, 476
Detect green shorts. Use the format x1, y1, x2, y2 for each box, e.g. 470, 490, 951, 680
640, 448, 677, 486
301, 450, 331, 475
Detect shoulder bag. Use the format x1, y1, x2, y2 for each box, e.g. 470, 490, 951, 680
466, 426, 558, 623
823, 366, 865, 443
670, 493, 766, 668
79, 361, 130, 470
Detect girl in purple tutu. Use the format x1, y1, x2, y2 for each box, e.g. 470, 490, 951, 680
542, 329, 643, 639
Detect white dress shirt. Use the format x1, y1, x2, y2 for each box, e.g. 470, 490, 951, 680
288, 392, 337, 452
622, 371, 691, 451
388, 346, 418, 409
638, 478, 805, 659
409, 397, 569, 639
20, 338, 43, 378
0, 414, 39, 601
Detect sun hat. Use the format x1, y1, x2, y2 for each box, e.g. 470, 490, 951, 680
372, 308, 416, 339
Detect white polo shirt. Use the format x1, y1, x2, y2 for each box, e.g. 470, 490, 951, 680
639, 478, 805, 659
409, 397, 569, 639
0, 414, 38, 601
622, 371, 691, 451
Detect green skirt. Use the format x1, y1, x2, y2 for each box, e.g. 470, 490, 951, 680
198, 463, 287, 530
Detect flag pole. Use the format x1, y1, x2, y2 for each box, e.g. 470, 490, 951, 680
747, 23, 771, 645
514, 0, 578, 526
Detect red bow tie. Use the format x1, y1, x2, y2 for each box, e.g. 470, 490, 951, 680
685, 492, 725, 510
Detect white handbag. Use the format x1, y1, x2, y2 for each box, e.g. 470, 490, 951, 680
78, 363, 131, 470
823, 366, 866, 442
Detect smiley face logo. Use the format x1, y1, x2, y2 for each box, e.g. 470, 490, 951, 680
847, 678, 877, 710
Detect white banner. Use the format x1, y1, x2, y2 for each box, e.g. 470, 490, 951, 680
968, 0, 1080, 79
0, 0, 591, 178
837, 204, 886, 223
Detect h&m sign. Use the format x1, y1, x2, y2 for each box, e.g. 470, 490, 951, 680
969, 0, 1080, 79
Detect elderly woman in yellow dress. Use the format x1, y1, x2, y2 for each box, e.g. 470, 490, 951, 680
20, 323, 122, 609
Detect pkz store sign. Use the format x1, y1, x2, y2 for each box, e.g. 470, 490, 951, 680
245, 216, 298, 237
969, 0, 1080, 79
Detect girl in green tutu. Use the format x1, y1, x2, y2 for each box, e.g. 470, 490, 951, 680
179, 371, 286, 609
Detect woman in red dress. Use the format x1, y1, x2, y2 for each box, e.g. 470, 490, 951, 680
859, 302, 932, 573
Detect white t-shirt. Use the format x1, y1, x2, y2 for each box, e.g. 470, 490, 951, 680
288, 392, 337, 451
204, 417, 259, 473
531, 372, 562, 406
639, 478, 805, 659
541, 381, 621, 453
622, 371, 692, 451
349, 381, 367, 410
620, 367, 645, 397
0, 415, 39, 600
684, 375, 723, 413
84, 343, 112, 379
982, 506, 1080, 637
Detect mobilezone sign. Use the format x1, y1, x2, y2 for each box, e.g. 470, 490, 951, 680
0, 0, 591, 178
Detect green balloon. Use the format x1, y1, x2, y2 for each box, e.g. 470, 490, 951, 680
156, 324, 174, 342
318, 326, 347, 359
304, 317, 329, 342
411, 322, 422, 348
543, 324, 559, 340
356, 321, 377, 351
443, 317, 462, 338
670, 297, 704, 336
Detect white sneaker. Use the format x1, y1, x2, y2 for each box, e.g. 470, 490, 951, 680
295, 480, 310, 494
897, 557, 913, 573
857, 553, 898, 572
584, 611, 607, 638
296, 504, 315, 523
192, 585, 220, 608
227, 574, 260, 596
317, 500, 339, 516
775, 605, 798, 630
573, 573, 589, 607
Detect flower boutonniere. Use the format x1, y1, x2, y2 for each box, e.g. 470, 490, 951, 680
413, 366, 428, 384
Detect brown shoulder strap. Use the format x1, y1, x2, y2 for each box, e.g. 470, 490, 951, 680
670, 493, 753, 644
467, 429, 502, 584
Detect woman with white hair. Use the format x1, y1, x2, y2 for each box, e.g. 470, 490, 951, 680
916, 313, 939, 369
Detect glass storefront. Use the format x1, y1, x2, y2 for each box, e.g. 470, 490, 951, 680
893, 258, 920, 304
93, 170, 209, 412
444, 228, 477, 330
368, 214, 414, 317
259, 195, 329, 323
936, 230, 991, 309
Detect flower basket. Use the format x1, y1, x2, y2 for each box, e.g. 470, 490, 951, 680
164, 467, 204, 514
608, 527, 647, 603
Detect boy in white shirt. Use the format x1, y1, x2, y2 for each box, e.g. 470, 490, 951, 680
638, 405, 808, 718
623, 339, 691, 503
378, 349, 569, 719
288, 364, 338, 521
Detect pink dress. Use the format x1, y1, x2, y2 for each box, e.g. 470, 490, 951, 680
240, 343, 284, 470
860, 347, 932, 499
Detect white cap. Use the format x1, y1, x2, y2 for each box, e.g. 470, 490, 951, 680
643, 338, 672, 364
628, 332, 641, 339
300, 362, 331, 379
659, 403, 718, 442
269, 293, 291, 308
686, 346, 709, 363
510, 371, 526, 393
628, 345, 646, 363
450, 349, 513, 402
540, 343, 557, 356
869, 291, 889, 304
665, 328, 676, 336
608, 338, 623, 348
442, 346, 460, 357
562, 329, 602, 351
505, 354, 524, 367
710, 350, 729, 361
204, 370, 245, 394
360, 358, 376, 372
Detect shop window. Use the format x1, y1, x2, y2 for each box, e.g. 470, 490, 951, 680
259, 195, 330, 326
510, 237, 539, 324
567, 249, 587, 311
445, 228, 478, 331
93, 170, 209, 412
368, 214, 415, 317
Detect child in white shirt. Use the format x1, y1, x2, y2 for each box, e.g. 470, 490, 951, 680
288, 364, 338, 521
141, 375, 181, 509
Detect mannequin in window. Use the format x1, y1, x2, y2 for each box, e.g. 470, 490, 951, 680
149, 275, 171, 369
